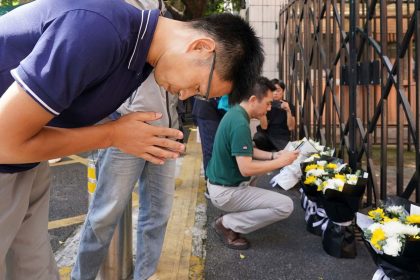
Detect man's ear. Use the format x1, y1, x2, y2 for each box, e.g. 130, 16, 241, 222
248, 95, 257, 103
187, 38, 216, 54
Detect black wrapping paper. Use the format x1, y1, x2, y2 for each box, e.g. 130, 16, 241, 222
363, 239, 420, 280
300, 180, 321, 199
322, 221, 357, 258
323, 184, 366, 223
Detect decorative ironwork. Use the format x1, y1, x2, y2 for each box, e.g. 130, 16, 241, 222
278, 0, 420, 205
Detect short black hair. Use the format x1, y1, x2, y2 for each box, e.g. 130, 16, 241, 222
244, 76, 275, 102
271, 79, 286, 91
190, 14, 264, 104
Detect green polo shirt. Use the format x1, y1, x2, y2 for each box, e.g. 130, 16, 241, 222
206, 105, 253, 186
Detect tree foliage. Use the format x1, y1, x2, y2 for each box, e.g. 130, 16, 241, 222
164, 0, 243, 20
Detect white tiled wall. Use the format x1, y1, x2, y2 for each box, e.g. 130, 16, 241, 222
245, 0, 288, 80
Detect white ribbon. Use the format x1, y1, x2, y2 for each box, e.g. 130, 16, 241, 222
312, 207, 329, 232
372, 268, 391, 280
300, 188, 309, 210
304, 200, 317, 222
332, 220, 353, 227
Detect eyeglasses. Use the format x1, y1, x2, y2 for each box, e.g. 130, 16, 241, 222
195, 52, 216, 101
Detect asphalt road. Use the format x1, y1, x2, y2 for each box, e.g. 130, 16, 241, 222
204, 173, 378, 280
48, 153, 91, 252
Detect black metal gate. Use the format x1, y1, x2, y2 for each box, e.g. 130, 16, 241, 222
278, 0, 420, 205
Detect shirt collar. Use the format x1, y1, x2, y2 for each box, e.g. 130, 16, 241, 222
128, 9, 160, 73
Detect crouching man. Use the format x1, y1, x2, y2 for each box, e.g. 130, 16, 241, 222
206, 77, 299, 250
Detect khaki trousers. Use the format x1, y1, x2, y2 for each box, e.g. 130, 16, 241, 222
0, 162, 59, 280
207, 181, 294, 234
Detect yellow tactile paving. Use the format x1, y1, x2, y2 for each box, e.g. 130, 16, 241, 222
59, 266, 72, 279
188, 175, 206, 280
156, 130, 203, 280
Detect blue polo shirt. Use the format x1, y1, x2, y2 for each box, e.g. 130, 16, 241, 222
0, 0, 160, 173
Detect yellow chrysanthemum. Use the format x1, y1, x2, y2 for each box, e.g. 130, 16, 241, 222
383, 216, 399, 223
305, 164, 318, 172
368, 208, 385, 221
338, 185, 344, 192
334, 174, 346, 181
406, 214, 420, 224
371, 228, 386, 250
317, 181, 328, 192
304, 176, 316, 185
326, 163, 337, 169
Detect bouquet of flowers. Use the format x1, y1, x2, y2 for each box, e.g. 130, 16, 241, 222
365, 208, 420, 257
300, 158, 348, 197
298, 153, 368, 258
320, 169, 368, 259
299, 155, 344, 233
357, 197, 420, 279
270, 137, 334, 191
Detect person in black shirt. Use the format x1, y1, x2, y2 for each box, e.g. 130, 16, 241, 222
253, 79, 295, 151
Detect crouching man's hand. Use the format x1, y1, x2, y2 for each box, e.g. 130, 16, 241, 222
108, 112, 185, 164
273, 150, 299, 168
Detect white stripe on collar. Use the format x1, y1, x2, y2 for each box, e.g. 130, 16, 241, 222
141, 10, 151, 40
128, 10, 150, 69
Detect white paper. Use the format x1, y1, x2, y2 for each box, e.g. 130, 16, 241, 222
356, 212, 374, 229
410, 204, 420, 215
296, 141, 319, 156
283, 139, 305, 151
270, 156, 305, 190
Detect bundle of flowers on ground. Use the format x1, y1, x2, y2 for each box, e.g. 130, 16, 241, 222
270, 137, 334, 191
299, 156, 345, 236
299, 154, 368, 258
357, 197, 420, 279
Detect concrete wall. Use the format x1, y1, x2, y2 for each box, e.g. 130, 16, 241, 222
243, 0, 288, 80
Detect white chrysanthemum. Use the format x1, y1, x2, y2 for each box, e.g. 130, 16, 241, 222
382, 221, 408, 237
335, 163, 348, 173
346, 174, 358, 185
317, 160, 327, 167
322, 178, 345, 192
383, 237, 403, 257
306, 168, 326, 177
367, 223, 382, 232
402, 224, 420, 236
386, 205, 406, 216
320, 149, 335, 157
314, 178, 323, 186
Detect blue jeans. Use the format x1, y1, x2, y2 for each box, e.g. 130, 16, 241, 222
71, 147, 176, 280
